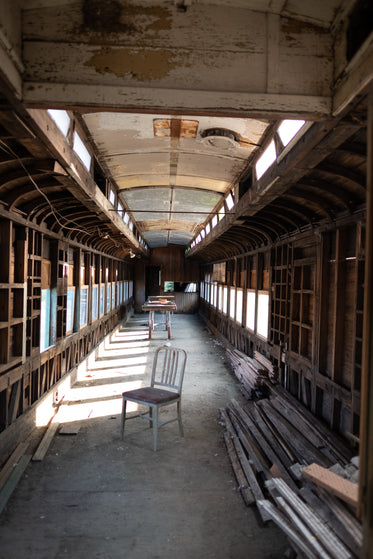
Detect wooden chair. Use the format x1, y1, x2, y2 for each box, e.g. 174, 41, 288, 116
120, 346, 187, 451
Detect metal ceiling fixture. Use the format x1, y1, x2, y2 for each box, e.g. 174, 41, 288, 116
200, 128, 239, 149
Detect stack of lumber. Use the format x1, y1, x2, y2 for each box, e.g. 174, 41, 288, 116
226, 348, 275, 399
254, 351, 278, 382
220, 392, 361, 558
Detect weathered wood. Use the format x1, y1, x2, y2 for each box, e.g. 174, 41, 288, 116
32, 419, 60, 462
269, 396, 335, 458
230, 434, 265, 504
315, 487, 362, 548
228, 399, 298, 491
256, 500, 318, 559
0, 441, 29, 491
0, 455, 31, 515
250, 403, 295, 469
302, 463, 358, 508
223, 431, 255, 507
227, 411, 267, 474
257, 398, 332, 467
269, 478, 353, 559
274, 495, 332, 559
267, 383, 352, 464
300, 487, 360, 554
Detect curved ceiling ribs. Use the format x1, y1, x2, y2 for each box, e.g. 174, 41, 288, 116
0, 108, 135, 259
194, 102, 367, 262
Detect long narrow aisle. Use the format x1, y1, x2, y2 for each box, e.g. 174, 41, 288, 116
0, 314, 288, 558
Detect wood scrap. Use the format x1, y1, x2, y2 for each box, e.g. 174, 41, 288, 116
0, 455, 31, 515
302, 463, 358, 508
250, 404, 295, 469
32, 420, 60, 462
257, 399, 332, 468
267, 478, 353, 559
256, 500, 318, 559
266, 383, 352, 465
0, 442, 29, 491
231, 435, 265, 504
220, 394, 362, 558
223, 431, 255, 507
59, 424, 81, 435
226, 348, 269, 399
274, 495, 333, 559
314, 487, 362, 548
228, 399, 298, 491
226, 410, 267, 474
299, 487, 360, 554
254, 351, 278, 382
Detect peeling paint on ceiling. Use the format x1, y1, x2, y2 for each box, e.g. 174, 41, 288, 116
82, 111, 271, 248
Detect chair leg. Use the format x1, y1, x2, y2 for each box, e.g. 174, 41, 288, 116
149, 406, 153, 428
153, 406, 158, 451
120, 398, 127, 440
177, 400, 184, 437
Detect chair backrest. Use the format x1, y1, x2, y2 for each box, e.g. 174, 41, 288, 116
150, 346, 187, 394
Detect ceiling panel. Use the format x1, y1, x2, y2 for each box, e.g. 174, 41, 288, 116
82, 111, 271, 248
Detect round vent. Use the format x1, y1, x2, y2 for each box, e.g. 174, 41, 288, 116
200, 128, 238, 149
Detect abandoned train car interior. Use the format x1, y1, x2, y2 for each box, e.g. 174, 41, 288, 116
0, 0, 373, 557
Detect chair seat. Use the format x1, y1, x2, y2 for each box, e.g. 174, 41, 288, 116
122, 387, 180, 405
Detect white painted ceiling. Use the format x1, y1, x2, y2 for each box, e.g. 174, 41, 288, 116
83, 112, 270, 247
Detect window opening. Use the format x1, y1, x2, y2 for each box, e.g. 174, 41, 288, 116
109, 188, 115, 206
246, 290, 256, 331
48, 109, 70, 137
256, 140, 276, 179
226, 192, 234, 210
236, 288, 243, 324
257, 291, 269, 339
73, 131, 92, 171
277, 120, 305, 147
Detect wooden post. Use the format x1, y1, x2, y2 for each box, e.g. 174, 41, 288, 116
360, 83, 373, 557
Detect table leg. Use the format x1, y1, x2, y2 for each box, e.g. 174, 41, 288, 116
166, 311, 171, 339
148, 310, 154, 339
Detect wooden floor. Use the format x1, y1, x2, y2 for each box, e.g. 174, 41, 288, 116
0, 313, 289, 559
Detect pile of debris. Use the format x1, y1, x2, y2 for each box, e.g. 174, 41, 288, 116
226, 348, 277, 399
220, 385, 362, 558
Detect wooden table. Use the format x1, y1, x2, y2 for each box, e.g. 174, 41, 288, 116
142, 300, 177, 339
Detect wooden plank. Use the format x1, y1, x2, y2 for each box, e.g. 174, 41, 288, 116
274, 495, 332, 559
315, 487, 362, 548
0, 455, 31, 515
250, 404, 295, 469
302, 463, 358, 508
300, 487, 360, 554
269, 478, 353, 559
269, 396, 331, 453
59, 424, 80, 435
266, 383, 352, 464
32, 420, 60, 462
0, 441, 29, 491
228, 399, 298, 491
231, 434, 265, 504
226, 410, 268, 474
256, 500, 318, 559
258, 399, 332, 467
223, 431, 254, 507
